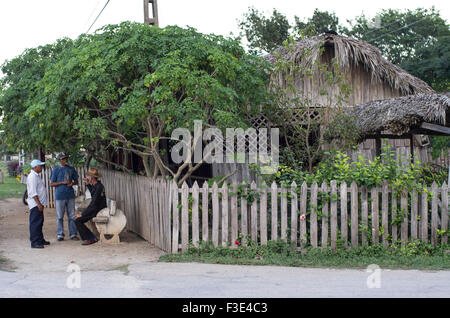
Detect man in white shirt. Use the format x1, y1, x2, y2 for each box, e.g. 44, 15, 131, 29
27, 159, 49, 248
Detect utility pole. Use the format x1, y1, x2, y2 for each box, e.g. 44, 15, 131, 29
143, 0, 159, 26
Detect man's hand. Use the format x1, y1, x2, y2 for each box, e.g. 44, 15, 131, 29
67, 181, 73, 187
38, 203, 44, 212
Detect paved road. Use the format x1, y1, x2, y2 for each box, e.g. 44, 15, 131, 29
1, 262, 449, 298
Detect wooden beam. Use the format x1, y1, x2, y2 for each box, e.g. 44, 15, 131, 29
420, 122, 450, 135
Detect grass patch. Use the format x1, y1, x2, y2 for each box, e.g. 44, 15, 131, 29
159, 240, 450, 270
0, 173, 26, 200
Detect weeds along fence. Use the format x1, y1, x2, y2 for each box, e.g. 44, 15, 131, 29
96, 169, 449, 254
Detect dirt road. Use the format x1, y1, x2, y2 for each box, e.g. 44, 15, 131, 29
0, 198, 164, 273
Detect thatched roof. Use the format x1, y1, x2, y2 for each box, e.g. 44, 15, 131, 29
349, 93, 450, 137
264, 33, 434, 95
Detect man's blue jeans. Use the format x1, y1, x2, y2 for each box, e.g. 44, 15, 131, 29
55, 199, 77, 238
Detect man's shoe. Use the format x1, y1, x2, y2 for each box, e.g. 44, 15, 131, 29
42, 240, 50, 245
70, 236, 80, 241
57, 237, 64, 241
82, 238, 98, 246
31, 245, 44, 249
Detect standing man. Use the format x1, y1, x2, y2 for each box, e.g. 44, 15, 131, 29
74, 168, 107, 245
27, 159, 49, 248
50, 153, 79, 241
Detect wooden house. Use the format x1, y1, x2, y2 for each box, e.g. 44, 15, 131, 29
210, 33, 446, 182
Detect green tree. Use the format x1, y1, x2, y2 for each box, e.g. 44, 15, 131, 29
238, 7, 291, 54
36, 22, 271, 183
294, 9, 340, 35
0, 38, 80, 156
238, 7, 341, 54
342, 7, 449, 91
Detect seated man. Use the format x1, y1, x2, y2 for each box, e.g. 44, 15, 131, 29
74, 168, 107, 245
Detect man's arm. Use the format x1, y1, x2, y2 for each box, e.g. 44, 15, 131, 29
33, 195, 44, 212
50, 180, 69, 187
49, 168, 69, 187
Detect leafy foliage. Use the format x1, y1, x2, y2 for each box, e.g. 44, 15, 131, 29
238, 7, 341, 54
253, 144, 448, 190
341, 7, 450, 92
1, 22, 272, 182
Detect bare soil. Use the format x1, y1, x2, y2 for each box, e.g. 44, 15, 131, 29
0, 198, 165, 273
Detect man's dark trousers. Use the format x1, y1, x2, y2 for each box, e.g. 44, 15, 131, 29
75, 212, 97, 241
29, 206, 44, 247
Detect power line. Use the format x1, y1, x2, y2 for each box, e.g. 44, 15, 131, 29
86, 0, 111, 34
83, 0, 102, 32
366, 15, 430, 43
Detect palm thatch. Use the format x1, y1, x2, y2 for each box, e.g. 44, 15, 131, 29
349, 93, 450, 137
265, 33, 434, 95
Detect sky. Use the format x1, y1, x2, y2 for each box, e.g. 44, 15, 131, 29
0, 0, 449, 67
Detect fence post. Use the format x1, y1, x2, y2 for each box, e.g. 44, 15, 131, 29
181, 182, 189, 252
441, 182, 448, 245
361, 185, 368, 246
310, 182, 318, 248
212, 182, 220, 247
260, 182, 268, 246
351, 181, 358, 248
300, 182, 308, 249
371, 186, 379, 245
321, 182, 329, 248
411, 187, 418, 240
382, 181, 389, 247
401, 189, 409, 245
330, 180, 337, 251
192, 181, 200, 247
280, 184, 288, 241
340, 182, 348, 248
431, 182, 438, 246
171, 181, 179, 254
290, 181, 298, 248
241, 182, 248, 245
230, 183, 238, 246
201, 182, 209, 243
222, 182, 229, 247
421, 190, 428, 243
271, 182, 278, 241
250, 181, 258, 243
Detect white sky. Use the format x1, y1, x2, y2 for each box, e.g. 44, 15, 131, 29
0, 0, 449, 67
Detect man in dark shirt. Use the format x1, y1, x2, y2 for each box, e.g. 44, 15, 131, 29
74, 168, 107, 245
50, 153, 79, 241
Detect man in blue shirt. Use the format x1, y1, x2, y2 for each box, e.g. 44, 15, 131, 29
50, 153, 79, 241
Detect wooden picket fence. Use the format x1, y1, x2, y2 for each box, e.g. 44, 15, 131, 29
96, 169, 449, 254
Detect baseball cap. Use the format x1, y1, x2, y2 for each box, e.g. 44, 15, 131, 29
31, 159, 46, 168
57, 152, 68, 160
